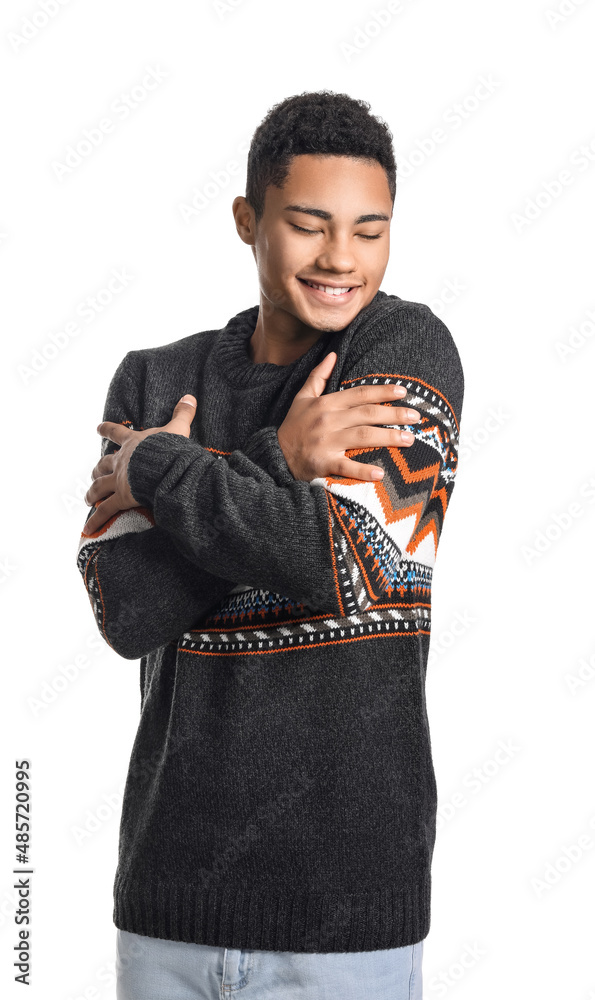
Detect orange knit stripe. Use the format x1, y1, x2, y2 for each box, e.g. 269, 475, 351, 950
79, 505, 156, 540
92, 551, 114, 651
177, 627, 430, 656
192, 599, 431, 633
406, 518, 440, 558
82, 546, 114, 651
324, 490, 345, 616
340, 373, 460, 433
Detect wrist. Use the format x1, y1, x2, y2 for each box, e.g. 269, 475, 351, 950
242, 425, 295, 485
276, 425, 295, 478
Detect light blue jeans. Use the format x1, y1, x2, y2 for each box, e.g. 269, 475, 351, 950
116, 929, 423, 999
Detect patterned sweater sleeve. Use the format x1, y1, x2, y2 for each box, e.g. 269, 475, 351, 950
126, 305, 464, 618
75, 353, 237, 659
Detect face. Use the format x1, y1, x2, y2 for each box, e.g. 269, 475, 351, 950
233, 153, 393, 340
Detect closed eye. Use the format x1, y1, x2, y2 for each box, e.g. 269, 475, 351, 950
291, 224, 382, 240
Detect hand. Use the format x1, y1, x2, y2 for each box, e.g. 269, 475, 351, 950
82, 394, 198, 536
276, 352, 420, 482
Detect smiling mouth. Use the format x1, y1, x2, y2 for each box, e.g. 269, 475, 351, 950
298, 278, 358, 298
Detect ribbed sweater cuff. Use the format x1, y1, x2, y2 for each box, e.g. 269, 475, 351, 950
127, 428, 295, 511
241, 425, 295, 485
127, 432, 191, 509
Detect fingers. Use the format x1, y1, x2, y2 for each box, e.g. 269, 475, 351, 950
332, 424, 418, 454
350, 402, 420, 428
170, 394, 197, 419
325, 458, 387, 482
163, 394, 197, 437
96, 420, 131, 447
323, 403, 420, 434
317, 351, 337, 371
298, 352, 337, 398
85, 472, 116, 506
90, 454, 113, 482
330, 433, 420, 480
82, 494, 119, 535
340, 380, 407, 406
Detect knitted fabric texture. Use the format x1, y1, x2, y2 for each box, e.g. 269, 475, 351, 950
76, 289, 464, 952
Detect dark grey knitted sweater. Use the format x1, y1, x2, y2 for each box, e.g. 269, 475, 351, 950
76, 289, 464, 952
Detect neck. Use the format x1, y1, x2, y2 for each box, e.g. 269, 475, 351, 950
248, 293, 333, 366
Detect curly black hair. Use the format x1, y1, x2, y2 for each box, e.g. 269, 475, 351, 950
246, 90, 396, 224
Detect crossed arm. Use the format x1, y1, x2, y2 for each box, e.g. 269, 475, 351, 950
76, 308, 463, 660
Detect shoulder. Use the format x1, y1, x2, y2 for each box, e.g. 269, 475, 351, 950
122, 327, 218, 376
108, 327, 220, 428
341, 293, 465, 422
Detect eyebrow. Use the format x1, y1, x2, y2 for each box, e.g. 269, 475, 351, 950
283, 204, 390, 224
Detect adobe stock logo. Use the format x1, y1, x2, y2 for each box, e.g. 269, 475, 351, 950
17, 267, 134, 384
7, 0, 73, 53
554, 305, 595, 363
212, 0, 247, 16
177, 137, 251, 224
51, 66, 169, 181
340, 2, 409, 61
545, 0, 590, 29
510, 133, 595, 233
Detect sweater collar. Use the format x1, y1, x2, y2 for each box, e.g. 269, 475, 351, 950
215, 291, 391, 389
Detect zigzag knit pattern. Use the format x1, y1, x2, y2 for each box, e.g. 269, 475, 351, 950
177, 371, 458, 657
321, 372, 459, 615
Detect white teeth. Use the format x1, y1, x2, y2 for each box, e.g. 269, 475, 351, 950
305, 280, 352, 296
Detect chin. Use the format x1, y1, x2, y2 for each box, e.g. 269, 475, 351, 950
301, 312, 350, 334
316, 306, 360, 330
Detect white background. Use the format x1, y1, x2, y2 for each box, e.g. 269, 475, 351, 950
1, 0, 594, 997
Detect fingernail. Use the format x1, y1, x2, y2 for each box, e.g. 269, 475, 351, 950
372, 468, 384, 479
402, 431, 415, 443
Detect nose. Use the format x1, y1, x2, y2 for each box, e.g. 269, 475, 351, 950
313, 234, 357, 275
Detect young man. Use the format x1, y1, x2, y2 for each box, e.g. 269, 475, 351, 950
77, 90, 464, 999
